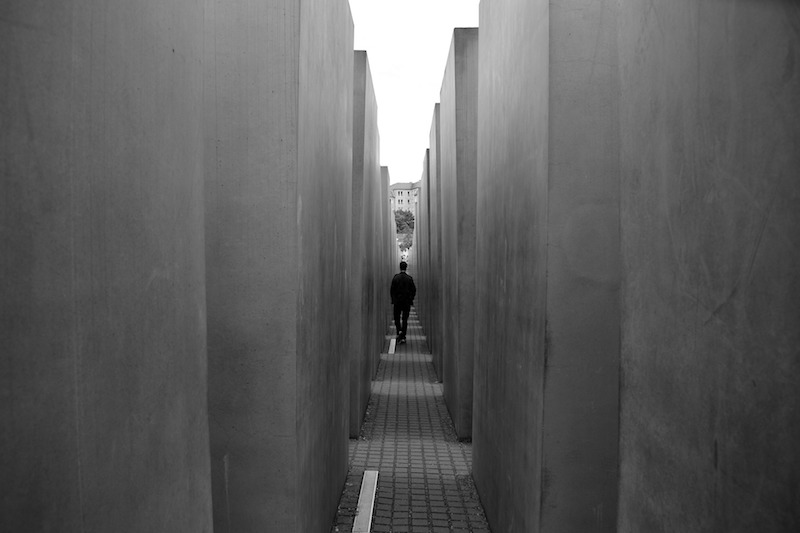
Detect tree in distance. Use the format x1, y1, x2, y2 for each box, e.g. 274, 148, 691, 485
394, 209, 415, 233
398, 232, 413, 252
394, 209, 415, 252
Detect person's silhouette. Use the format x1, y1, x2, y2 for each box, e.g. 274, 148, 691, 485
390, 261, 416, 344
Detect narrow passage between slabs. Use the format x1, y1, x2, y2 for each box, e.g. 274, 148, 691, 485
331, 309, 491, 533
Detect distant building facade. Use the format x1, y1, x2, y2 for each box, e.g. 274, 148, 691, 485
390, 180, 421, 218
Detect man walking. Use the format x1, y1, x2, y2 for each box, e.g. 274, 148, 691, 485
390, 261, 416, 344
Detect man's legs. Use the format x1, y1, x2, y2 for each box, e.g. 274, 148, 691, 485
400, 304, 410, 338
393, 304, 403, 338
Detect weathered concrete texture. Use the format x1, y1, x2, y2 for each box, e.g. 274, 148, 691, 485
367, 103, 386, 384
382, 166, 396, 330
474, 2, 550, 530
542, 1, 621, 531
204, 0, 353, 531
296, 3, 353, 530
428, 104, 445, 379
439, 29, 479, 439
617, 2, 800, 532
415, 151, 431, 343
422, 150, 432, 345
474, 0, 620, 531
1, 1, 212, 532
350, 51, 383, 437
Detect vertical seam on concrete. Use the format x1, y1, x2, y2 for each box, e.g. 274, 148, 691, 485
223, 453, 231, 532
210, 4, 226, 529
293, 2, 303, 530
539, 1, 551, 530
69, 2, 86, 529
615, 0, 624, 522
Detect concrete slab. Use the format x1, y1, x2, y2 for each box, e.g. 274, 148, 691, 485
416, 151, 431, 342
382, 166, 396, 332
475, 1, 799, 532
428, 104, 444, 379
1, 1, 211, 531
617, 2, 800, 531
364, 82, 385, 387
474, 1, 620, 530
541, 1, 621, 531
439, 28, 479, 440
473, 4, 548, 530
350, 51, 383, 437
204, 0, 353, 530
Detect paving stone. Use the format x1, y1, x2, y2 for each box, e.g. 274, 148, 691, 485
330, 311, 492, 532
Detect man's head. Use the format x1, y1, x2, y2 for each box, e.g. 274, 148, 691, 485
399, 261, 408, 271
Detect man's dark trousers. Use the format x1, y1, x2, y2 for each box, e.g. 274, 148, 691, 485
390, 268, 416, 339
394, 303, 411, 339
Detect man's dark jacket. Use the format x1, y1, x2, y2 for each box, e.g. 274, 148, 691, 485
390, 272, 416, 306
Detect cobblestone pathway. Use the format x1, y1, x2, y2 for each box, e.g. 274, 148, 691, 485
331, 310, 491, 533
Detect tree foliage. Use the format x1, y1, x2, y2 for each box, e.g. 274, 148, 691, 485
398, 232, 413, 252
394, 209, 415, 234
395, 209, 415, 252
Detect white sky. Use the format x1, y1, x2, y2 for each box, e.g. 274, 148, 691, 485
348, 0, 480, 184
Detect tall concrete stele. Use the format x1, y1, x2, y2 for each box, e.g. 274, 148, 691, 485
472, 0, 799, 532
2, 1, 395, 532
439, 28, 479, 440
415, 150, 431, 338
383, 166, 397, 329
423, 104, 445, 378
475, 1, 621, 530
615, 3, 800, 531
204, 0, 354, 531
1, 2, 213, 531
349, 50, 385, 438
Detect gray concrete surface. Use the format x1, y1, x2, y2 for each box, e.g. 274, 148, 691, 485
350, 51, 383, 437
296, 4, 354, 530
474, 0, 620, 530
473, 2, 550, 530
422, 150, 433, 346
365, 88, 386, 389
382, 166, 396, 330
474, 1, 799, 532
439, 29, 479, 440
204, 0, 353, 530
617, 2, 800, 531
427, 104, 445, 380
542, 1, 621, 531
416, 150, 431, 343
1, 2, 212, 531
